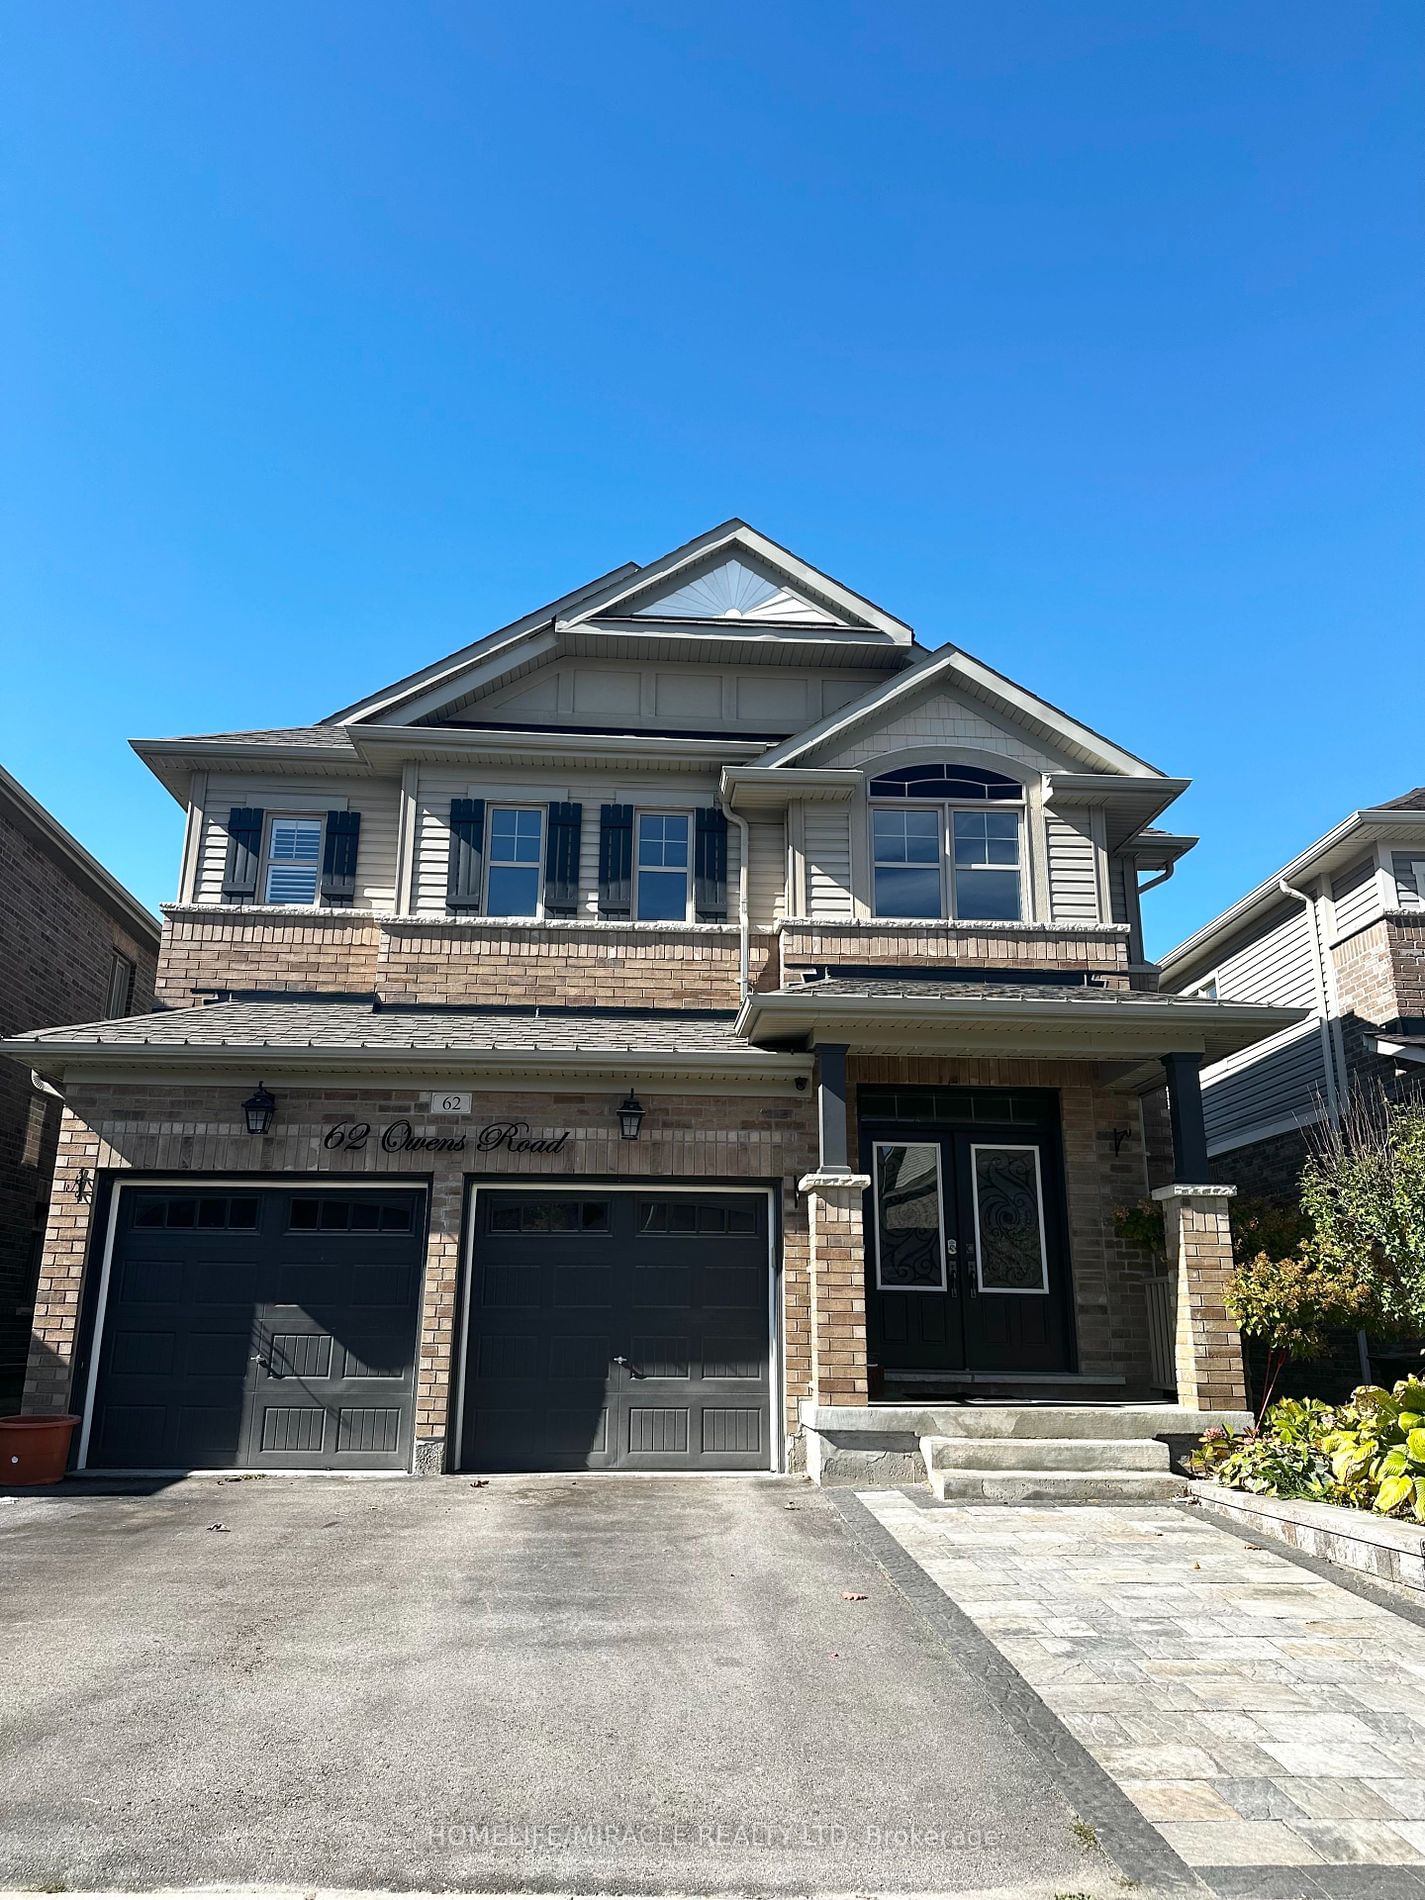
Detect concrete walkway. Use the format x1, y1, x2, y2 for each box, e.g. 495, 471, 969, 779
860, 1487, 1425, 1896
0, 1475, 1101, 1895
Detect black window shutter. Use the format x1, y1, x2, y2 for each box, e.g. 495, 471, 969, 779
544, 802, 582, 918
320, 810, 361, 906
695, 806, 730, 922
221, 807, 264, 904
447, 798, 486, 912
598, 804, 633, 918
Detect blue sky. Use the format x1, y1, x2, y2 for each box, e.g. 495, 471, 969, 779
3, 2, 1421, 954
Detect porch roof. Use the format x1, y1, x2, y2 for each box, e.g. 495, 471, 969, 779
735, 979, 1302, 1078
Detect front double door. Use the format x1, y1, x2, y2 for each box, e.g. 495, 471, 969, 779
863, 1122, 1074, 1377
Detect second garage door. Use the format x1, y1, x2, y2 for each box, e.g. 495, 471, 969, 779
461, 1190, 772, 1472
86, 1183, 425, 1472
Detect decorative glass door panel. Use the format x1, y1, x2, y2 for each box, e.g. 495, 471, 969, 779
872, 1143, 946, 1291
970, 1145, 1049, 1294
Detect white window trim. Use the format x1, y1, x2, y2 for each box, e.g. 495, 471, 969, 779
969, 1142, 1049, 1296
634, 808, 695, 924
869, 797, 1026, 924
871, 1140, 948, 1293
260, 813, 326, 907
482, 803, 546, 921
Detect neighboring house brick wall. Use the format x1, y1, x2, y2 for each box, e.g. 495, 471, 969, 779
0, 808, 156, 1411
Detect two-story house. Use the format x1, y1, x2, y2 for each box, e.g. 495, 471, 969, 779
0, 763, 159, 1412
1, 523, 1296, 1482
1161, 790, 1425, 1198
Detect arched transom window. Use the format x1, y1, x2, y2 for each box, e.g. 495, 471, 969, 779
868, 763, 1024, 922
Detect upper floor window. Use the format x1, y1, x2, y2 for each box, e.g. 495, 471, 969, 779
869, 763, 1024, 922
262, 816, 323, 905
485, 806, 544, 917
636, 812, 691, 921
105, 951, 135, 1019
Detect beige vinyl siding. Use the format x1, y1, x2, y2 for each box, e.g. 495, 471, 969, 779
1046, 810, 1100, 923
410, 769, 737, 918
1331, 854, 1381, 937
812, 685, 1065, 775
746, 818, 787, 927
800, 803, 854, 919
195, 774, 400, 909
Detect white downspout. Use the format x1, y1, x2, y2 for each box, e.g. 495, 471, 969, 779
1278, 876, 1367, 1383
728, 808, 752, 1001
1278, 878, 1341, 1128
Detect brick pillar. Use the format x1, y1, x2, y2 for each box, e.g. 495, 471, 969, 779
1152, 1183, 1247, 1412
800, 1169, 871, 1406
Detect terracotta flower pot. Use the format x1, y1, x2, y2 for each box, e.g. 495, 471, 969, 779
0, 1414, 80, 1486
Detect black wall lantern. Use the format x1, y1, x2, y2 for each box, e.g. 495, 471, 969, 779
617, 1088, 645, 1142
243, 1081, 277, 1137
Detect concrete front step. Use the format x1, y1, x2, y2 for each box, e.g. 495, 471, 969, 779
920, 1433, 1170, 1473
915, 1404, 1217, 1441
928, 1467, 1189, 1503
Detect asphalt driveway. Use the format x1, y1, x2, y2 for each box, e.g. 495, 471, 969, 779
0, 1475, 1097, 1894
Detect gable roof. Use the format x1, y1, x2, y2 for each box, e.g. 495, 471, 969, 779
753, 645, 1165, 779
555, 520, 913, 641
323, 558, 640, 725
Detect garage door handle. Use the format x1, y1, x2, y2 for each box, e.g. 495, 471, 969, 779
612, 1355, 629, 1368
612, 1355, 641, 1378
252, 1354, 274, 1372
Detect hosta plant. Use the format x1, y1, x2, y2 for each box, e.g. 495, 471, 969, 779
1188, 1378, 1425, 1523
1321, 1380, 1425, 1521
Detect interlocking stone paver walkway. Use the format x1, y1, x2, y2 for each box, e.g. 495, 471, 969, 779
861, 1489, 1425, 1885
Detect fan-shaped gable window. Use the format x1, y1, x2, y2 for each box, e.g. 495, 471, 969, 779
868, 762, 1025, 922
868, 763, 1022, 801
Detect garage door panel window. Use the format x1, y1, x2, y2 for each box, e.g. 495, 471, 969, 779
637, 1199, 759, 1235
487, 1199, 610, 1234
288, 1195, 415, 1233
132, 1195, 260, 1230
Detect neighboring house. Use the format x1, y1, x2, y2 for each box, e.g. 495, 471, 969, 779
1161, 790, 1425, 1199
0, 765, 160, 1412
0, 522, 1295, 1478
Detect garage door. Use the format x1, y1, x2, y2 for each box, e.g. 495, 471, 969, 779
86, 1184, 426, 1472
461, 1190, 772, 1472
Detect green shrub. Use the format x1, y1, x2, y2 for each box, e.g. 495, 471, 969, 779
1188, 1378, 1425, 1523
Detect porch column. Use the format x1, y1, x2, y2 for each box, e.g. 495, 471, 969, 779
801, 1041, 870, 1406
1152, 1183, 1247, 1412
1162, 1051, 1210, 1183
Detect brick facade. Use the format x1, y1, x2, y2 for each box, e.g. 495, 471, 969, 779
777, 919, 1134, 987
25, 1081, 820, 1462
1155, 1186, 1247, 1413
0, 804, 157, 1412
157, 907, 771, 1012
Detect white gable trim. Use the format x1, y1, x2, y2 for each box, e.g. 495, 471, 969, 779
555, 520, 913, 642
758, 647, 1162, 779
324, 560, 641, 725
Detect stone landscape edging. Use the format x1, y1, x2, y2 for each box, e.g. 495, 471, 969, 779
1189, 1478, 1425, 1604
